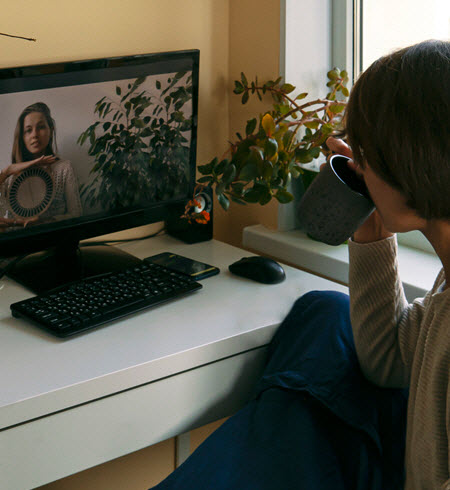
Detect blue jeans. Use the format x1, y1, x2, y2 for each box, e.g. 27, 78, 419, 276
151, 291, 407, 490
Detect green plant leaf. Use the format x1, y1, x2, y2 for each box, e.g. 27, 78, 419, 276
262, 160, 274, 180
327, 68, 339, 80
133, 118, 145, 128
198, 157, 218, 175
277, 104, 291, 115
231, 182, 245, 196
218, 193, 230, 211
222, 163, 237, 184
264, 137, 278, 158
239, 162, 259, 181
304, 120, 320, 130
295, 148, 314, 163
275, 189, 294, 203
256, 188, 271, 205
198, 176, 213, 183
281, 83, 295, 94
240, 72, 248, 86
329, 102, 346, 113
246, 118, 257, 136
282, 130, 294, 149
247, 146, 264, 164
234, 80, 245, 94
310, 146, 321, 158
214, 158, 228, 175
296, 92, 308, 100
242, 187, 261, 203
230, 196, 247, 205
241, 91, 249, 104
215, 182, 226, 196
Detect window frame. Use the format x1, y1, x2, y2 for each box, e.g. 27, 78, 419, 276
279, 0, 435, 254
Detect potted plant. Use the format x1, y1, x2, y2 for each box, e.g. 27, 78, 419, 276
78, 72, 194, 212
184, 68, 349, 223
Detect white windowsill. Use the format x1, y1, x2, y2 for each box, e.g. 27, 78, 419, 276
243, 224, 442, 302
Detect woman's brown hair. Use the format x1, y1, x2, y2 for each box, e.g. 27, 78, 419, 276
344, 40, 450, 220
11, 102, 57, 163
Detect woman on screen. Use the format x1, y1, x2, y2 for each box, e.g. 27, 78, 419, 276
0, 102, 82, 229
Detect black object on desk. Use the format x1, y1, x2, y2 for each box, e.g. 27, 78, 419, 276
144, 252, 220, 280
11, 261, 202, 338
229, 256, 286, 284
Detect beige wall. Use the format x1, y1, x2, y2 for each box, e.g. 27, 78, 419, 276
2, 0, 280, 248
1, 1, 230, 174
3, 1, 280, 487
213, 0, 280, 246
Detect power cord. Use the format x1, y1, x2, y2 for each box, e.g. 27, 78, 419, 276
0, 254, 27, 286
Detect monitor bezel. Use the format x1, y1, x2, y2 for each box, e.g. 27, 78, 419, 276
0, 49, 200, 258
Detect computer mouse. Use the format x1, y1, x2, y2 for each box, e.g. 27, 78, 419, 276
228, 256, 286, 284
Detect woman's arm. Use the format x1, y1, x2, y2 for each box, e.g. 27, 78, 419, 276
326, 138, 428, 387
0, 155, 58, 184
349, 236, 429, 387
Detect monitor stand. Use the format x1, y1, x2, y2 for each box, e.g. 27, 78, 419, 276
7, 240, 142, 294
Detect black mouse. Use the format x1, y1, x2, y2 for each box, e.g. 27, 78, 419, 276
228, 256, 286, 284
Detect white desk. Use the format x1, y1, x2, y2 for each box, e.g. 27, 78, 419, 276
0, 235, 347, 489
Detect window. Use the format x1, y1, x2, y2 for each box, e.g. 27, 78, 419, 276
280, 0, 448, 253
360, 0, 449, 74
357, 0, 449, 253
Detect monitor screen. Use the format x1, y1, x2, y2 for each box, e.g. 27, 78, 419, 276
0, 50, 199, 292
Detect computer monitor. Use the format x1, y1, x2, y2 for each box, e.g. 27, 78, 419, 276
0, 49, 199, 293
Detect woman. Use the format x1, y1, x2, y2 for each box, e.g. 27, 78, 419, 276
0, 102, 82, 228
149, 40, 449, 490
327, 39, 449, 490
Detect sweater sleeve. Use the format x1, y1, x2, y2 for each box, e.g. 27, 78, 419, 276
445, 385, 450, 490
348, 235, 429, 388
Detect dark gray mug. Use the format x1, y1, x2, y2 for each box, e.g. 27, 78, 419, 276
297, 154, 375, 245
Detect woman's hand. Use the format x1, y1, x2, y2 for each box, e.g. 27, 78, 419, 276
0, 216, 38, 230
326, 137, 354, 161
325, 136, 362, 176
4, 155, 58, 178
325, 137, 393, 243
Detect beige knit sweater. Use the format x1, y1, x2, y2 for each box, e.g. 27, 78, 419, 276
348, 236, 449, 490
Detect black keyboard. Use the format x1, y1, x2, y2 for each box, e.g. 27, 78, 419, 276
11, 260, 202, 338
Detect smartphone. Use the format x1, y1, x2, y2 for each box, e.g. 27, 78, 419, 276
144, 252, 220, 280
